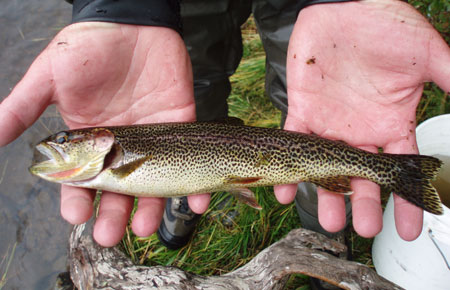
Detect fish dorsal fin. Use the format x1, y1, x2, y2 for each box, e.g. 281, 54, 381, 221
215, 117, 245, 126
310, 176, 352, 194
110, 155, 152, 179
229, 188, 262, 210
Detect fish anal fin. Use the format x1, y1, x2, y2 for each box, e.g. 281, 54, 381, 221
229, 188, 262, 210
310, 176, 352, 194
225, 176, 262, 185
111, 155, 152, 179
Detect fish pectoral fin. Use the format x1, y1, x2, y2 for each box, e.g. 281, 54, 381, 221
110, 155, 152, 179
310, 176, 352, 194
224, 176, 262, 185
229, 188, 262, 210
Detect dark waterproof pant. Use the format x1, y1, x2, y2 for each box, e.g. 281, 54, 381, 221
180, 0, 351, 236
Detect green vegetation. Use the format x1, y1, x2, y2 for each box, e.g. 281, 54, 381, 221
417, 83, 449, 123
410, 0, 450, 43
228, 18, 281, 128
121, 2, 449, 288
123, 189, 302, 275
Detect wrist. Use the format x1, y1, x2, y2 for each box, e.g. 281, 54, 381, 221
66, 0, 181, 34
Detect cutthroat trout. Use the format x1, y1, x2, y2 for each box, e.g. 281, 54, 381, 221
29, 120, 444, 214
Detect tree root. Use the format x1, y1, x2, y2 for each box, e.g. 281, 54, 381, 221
69, 221, 402, 290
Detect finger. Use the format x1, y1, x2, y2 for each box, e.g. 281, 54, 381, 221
350, 178, 383, 237
187, 193, 210, 214
349, 146, 383, 238
93, 191, 134, 247
60, 185, 95, 224
274, 184, 297, 204
131, 197, 166, 237
317, 188, 347, 233
385, 137, 423, 241
393, 194, 423, 241
428, 33, 450, 93
0, 53, 53, 146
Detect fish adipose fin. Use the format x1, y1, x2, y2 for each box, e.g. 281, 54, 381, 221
385, 154, 443, 215
229, 188, 262, 210
310, 176, 352, 194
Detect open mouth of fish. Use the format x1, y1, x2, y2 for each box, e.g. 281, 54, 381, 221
30, 143, 67, 173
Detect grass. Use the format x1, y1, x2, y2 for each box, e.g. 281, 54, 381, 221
417, 83, 449, 123
122, 188, 301, 274
228, 17, 282, 128
120, 2, 449, 289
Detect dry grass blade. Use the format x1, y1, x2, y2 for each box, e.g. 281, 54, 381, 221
0, 243, 17, 290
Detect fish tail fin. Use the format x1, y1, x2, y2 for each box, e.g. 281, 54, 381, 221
383, 154, 443, 215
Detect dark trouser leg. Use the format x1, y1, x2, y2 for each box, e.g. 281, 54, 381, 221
252, 0, 351, 237
157, 0, 252, 249
182, 0, 252, 121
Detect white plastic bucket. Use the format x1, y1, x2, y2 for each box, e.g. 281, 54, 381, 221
372, 114, 450, 289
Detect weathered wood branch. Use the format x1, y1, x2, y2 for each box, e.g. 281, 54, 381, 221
69, 221, 402, 290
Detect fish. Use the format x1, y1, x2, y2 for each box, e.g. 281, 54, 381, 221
29, 120, 444, 214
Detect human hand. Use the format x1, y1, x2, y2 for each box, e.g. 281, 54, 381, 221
276, 0, 450, 240
0, 22, 210, 247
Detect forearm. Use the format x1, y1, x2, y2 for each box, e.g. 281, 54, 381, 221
65, 0, 182, 34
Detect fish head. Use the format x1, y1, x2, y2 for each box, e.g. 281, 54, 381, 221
29, 128, 117, 182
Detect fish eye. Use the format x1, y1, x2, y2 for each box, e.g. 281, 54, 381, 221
55, 132, 69, 144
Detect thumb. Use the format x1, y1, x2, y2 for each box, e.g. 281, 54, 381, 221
428, 33, 450, 93
283, 112, 311, 134
0, 53, 54, 146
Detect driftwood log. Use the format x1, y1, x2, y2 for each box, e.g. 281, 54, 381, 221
69, 221, 402, 290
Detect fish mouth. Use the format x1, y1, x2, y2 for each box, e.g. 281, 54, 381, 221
29, 143, 67, 177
